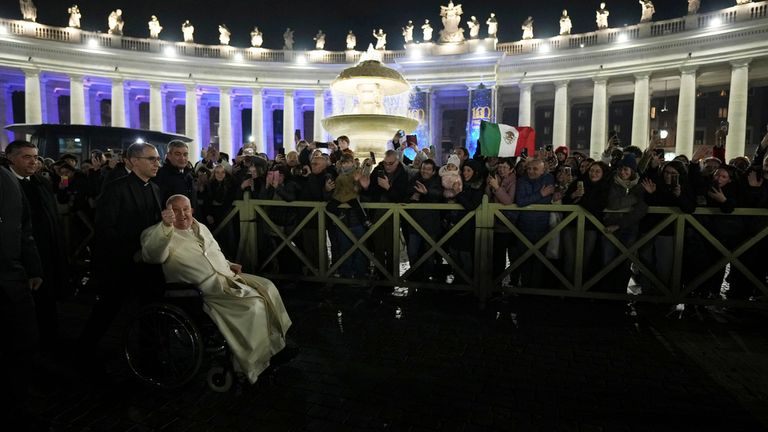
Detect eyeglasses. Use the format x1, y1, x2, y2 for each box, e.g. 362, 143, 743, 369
136, 156, 162, 163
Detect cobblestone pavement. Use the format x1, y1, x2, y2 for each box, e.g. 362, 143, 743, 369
25, 284, 768, 431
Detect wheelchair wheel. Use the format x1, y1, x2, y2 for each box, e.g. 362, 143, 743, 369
124, 303, 204, 389
206, 365, 234, 392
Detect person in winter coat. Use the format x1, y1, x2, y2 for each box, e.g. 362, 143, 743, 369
513, 158, 556, 288
447, 159, 485, 283
601, 153, 648, 292
486, 157, 517, 285
440, 154, 462, 202
405, 159, 443, 281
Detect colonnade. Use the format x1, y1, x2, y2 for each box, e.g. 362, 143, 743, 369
4, 57, 755, 161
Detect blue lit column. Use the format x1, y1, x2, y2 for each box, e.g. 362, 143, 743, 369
23, 70, 43, 125
408, 88, 429, 149
111, 79, 126, 127
467, 84, 492, 156
0, 81, 9, 147
184, 84, 200, 160
251, 87, 264, 152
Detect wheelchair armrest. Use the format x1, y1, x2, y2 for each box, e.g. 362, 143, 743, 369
163, 282, 202, 298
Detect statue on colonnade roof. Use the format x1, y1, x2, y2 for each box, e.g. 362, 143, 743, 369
346, 30, 357, 50
467, 16, 480, 39
521, 16, 534, 40
559, 10, 572, 35
67, 5, 81, 29
283, 28, 294, 50
148, 15, 162, 39
251, 27, 263, 48
736, 0, 752, 5
314, 30, 326, 50
402, 20, 414, 44
422, 19, 434, 42
219, 25, 231, 45
640, 0, 655, 23
688, 0, 701, 14
182, 20, 194, 43
486, 13, 498, 38
373, 28, 387, 50
596, 3, 609, 29
20, 0, 37, 22
108, 9, 124, 35
439, 1, 465, 43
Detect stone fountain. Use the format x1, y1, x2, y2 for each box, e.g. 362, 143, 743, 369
322, 46, 419, 159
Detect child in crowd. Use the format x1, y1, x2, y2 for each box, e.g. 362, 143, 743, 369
440, 154, 462, 202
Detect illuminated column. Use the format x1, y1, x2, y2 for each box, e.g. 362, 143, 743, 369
24, 70, 43, 124
726, 59, 750, 162
518, 83, 532, 126
553, 80, 569, 147
149, 82, 164, 131
111, 79, 126, 127
589, 78, 608, 159
283, 89, 295, 151
467, 84, 492, 156
313, 89, 325, 142
251, 87, 264, 152
675, 67, 697, 158
69, 74, 86, 124
631, 73, 651, 149
219, 87, 233, 156
0, 81, 9, 147
185, 84, 200, 161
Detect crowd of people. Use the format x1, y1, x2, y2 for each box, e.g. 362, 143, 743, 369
2, 127, 768, 424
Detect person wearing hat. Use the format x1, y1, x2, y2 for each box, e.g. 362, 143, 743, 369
600, 152, 647, 292
554, 146, 569, 164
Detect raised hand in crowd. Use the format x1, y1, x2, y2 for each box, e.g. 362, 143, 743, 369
451, 178, 463, 195
378, 175, 392, 191
540, 184, 555, 197
487, 174, 500, 191
240, 177, 254, 190
748, 170, 764, 188
641, 177, 656, 194
324, 177, 336, 192
707, 184, 727, 203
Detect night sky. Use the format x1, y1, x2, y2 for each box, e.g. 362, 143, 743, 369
2, 0, 738, 50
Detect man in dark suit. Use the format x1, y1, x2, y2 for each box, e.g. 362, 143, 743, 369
79, 142, 164, 349
5, 140, 69, 346
0, 163, 43, 425
154, 140, 198, 209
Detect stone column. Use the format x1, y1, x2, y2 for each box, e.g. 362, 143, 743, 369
111, 79, 126, 127
0, 82, 9, 147
726, 59, 750, 162
430, 90, 441, 162
492, 85, 501, 123
553, 81, 570, 147
518, 83, 532, 126
69, 74, 86, 125
149, 82, 164, 132
313, 89, 325, 142
23, 70, 43, 125
283, 89, 295, 151
251, 87, 264, 153
185, 84, 200, 161
589, 78, 608, 159
631, 73, 651, 149
675, 67, 697, 158
219, 87, 233, 156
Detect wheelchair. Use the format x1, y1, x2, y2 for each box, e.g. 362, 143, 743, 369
123, 283, 236, 392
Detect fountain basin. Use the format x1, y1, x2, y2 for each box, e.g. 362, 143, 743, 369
322, 114, 418, 160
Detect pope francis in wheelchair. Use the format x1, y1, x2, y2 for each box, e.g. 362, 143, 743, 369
141, 194, 292, 384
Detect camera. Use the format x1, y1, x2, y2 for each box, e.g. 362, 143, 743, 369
670, 173, 679, 188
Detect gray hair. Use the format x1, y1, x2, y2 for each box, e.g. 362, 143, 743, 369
4, 140, 36, 157
167, 140, 189, 153
126, 142, 157, 160
165, 194, 190, 207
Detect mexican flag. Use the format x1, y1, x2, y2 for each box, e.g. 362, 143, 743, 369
479, 121, 536, 157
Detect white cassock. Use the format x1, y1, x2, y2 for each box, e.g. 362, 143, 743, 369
141, 220, 292, 383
